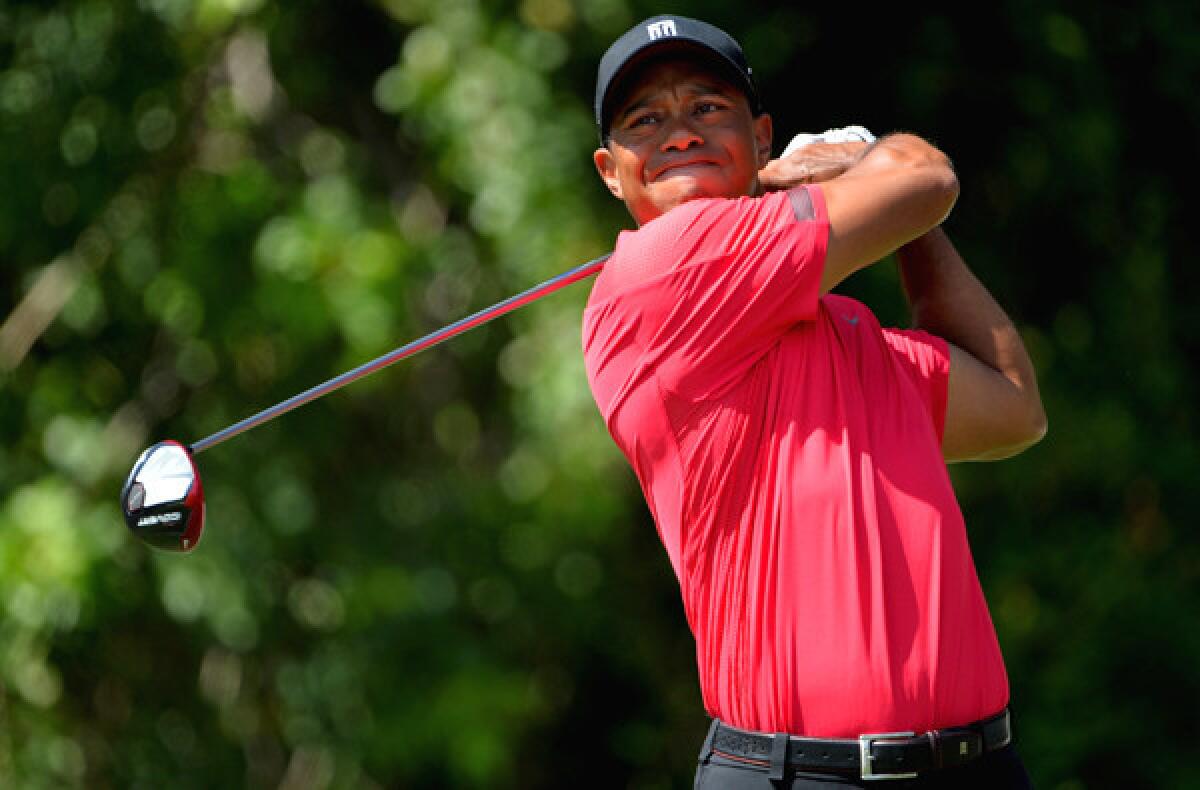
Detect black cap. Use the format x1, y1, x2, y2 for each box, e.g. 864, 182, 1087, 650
595, 15, 762, 141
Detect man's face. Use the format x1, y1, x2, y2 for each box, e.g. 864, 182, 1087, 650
594, 53, 773, 226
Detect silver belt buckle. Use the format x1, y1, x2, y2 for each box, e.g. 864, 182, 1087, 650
859, 731, 919, 780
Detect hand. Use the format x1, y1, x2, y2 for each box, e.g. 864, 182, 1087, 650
758, 141, 872, 191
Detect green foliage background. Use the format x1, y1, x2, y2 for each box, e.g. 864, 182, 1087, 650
1, 1, 1195, 787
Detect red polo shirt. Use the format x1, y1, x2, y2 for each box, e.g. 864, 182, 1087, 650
581, 187, 1009, 737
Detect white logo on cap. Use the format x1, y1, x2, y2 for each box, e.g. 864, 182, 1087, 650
646, 19, 677, 40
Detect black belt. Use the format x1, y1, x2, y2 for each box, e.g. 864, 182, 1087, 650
708, 708, 1012, 781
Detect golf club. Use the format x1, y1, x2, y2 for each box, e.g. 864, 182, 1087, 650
121, 253, 609, 552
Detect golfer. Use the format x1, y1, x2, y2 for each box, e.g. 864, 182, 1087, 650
582, 15, 1046, 789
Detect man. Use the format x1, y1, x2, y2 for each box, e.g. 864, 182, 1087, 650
581, 15, 1046, 789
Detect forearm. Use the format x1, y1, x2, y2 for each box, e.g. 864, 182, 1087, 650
815, 135, 958, 293
760, 133, 954, 193
899, 229, 1018, 372
899, 228, 1047, 456
758, 141, 871, 191
840, 133, 954, 183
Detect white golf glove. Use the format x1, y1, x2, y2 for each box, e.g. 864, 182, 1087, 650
781, 125, 877, 158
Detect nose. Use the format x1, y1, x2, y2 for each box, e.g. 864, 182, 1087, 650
660, 114, 703, 152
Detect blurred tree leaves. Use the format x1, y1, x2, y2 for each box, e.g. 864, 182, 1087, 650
1, 0, 1196, 788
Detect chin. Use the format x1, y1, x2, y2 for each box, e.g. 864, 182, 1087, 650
637, 194, 698, 223
666, 176, 723, 200
632, 179, 747, 224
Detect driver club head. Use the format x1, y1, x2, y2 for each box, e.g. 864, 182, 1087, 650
121, 440, 205, 552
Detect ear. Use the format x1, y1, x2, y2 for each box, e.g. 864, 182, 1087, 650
753, 113, 774, 168
593, 146, 624, 200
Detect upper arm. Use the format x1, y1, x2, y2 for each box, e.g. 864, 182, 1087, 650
817, 134, 959, 294
943, 343, 1048, 461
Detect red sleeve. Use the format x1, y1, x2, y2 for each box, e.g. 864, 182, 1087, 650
594, 188, 828, 400
882, 328, 951, 442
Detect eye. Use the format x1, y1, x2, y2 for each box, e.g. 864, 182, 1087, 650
627, 112, 658, 128
693, 98, 731, 117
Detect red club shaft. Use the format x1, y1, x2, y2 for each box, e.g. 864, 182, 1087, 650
189, 254, 609, 455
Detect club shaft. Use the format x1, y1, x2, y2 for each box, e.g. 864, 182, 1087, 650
189, 254, 609, 455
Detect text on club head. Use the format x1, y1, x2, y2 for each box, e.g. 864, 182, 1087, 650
136, 511, 183, 528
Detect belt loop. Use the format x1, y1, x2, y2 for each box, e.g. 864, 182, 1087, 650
699, 719, 719, 761
768, 733, 788, 783
927, 729, 943, 770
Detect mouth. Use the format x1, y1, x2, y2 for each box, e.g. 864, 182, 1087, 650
649, 159, 720, 181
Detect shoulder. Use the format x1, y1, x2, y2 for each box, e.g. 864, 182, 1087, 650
590, 197, 750, 299
588, 192, 813, 309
